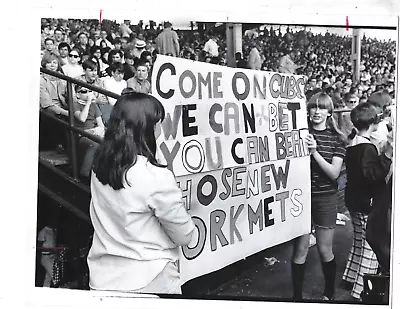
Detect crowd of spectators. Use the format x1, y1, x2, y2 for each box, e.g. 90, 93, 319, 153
39, 17, 396, 176
40, 18, 396, 101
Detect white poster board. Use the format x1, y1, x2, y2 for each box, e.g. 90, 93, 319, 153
152, 55, 311, 284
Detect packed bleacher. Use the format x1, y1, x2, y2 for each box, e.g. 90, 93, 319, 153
41, 19, 396, 101
39, 17, 396, 180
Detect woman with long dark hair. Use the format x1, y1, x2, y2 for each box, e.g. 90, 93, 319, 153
87, 92, 195, 294
291, 92, 347, 301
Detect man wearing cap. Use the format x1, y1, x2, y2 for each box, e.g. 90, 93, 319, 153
133, 40, 146, 59
155, 21, 180, 57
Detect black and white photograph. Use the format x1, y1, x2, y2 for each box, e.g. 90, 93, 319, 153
2, 1, 400, 309
35, 14, 397, 304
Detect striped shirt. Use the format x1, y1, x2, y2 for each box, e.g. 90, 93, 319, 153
310, 128, 346, 195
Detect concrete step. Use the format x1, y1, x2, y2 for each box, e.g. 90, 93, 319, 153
39, 150, 69, 166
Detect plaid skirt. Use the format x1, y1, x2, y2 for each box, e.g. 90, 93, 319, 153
342, 212, 379, 299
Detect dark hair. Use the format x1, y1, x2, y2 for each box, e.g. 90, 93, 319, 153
349, 87, 357, 95
44, 37, 54, 45
78, 32, 87, 39
367, 91, 392, 110
125, 52, 135, 60
350, 102, 383, 131
135, 60, 148, 69
326, 86, 334, 94
140, 51, 152, 62
58, 42, 71, 52
99, 40, 111, 49
344, 92, 357, 102
88, 56, 101, 75
110, 62, 124, 73
121, 87, 135, 95
108, 49, 124, 64
90, 45, 101, 55
41, 23, 50, 31
92, 93, 166, 190
82, 59, 98, 71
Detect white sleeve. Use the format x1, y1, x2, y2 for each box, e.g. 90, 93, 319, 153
148, 169, 195, 246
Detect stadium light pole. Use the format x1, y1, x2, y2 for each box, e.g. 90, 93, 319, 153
351, 28, 363, 84
226, 23, 243, 68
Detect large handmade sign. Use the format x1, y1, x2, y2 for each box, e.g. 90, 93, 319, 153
152, 55, 311, 284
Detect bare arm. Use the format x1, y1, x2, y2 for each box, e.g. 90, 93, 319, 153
74, 94, 95, 123
306, 134, 343, 180
95, 116, 104, 128
311, 152, 343, 180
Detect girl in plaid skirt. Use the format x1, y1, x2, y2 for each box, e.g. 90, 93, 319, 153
342, 102, 392, 300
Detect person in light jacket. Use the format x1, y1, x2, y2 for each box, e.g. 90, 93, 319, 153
88, 92, 195, 294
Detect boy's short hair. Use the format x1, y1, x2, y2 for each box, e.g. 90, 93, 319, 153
82, 59, 98, 71
135, 60, 148, 70
44, 37, 54, 44
367, 91, 392, 109
110, 62, 124, 73
350, 102, 383, 130
125, 52, 135, 60
90, 45, 101, 55
58, 42, 71, 52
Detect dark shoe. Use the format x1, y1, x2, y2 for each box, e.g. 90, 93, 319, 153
341, 280, 353, 291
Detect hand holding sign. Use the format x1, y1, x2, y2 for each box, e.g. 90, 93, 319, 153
305, 134, 317, 154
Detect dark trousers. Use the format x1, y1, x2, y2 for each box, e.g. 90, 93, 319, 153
78, 137, 100, 177
39, 111, 69, 151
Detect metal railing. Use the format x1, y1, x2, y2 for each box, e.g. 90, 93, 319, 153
38, 68, 124, 288
39, 67, 120, 182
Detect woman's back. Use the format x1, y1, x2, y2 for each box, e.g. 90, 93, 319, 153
88, 156, 195, 291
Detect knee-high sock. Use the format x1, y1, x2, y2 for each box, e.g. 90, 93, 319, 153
292, 262, 306, 301
322, 257, 336, 299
